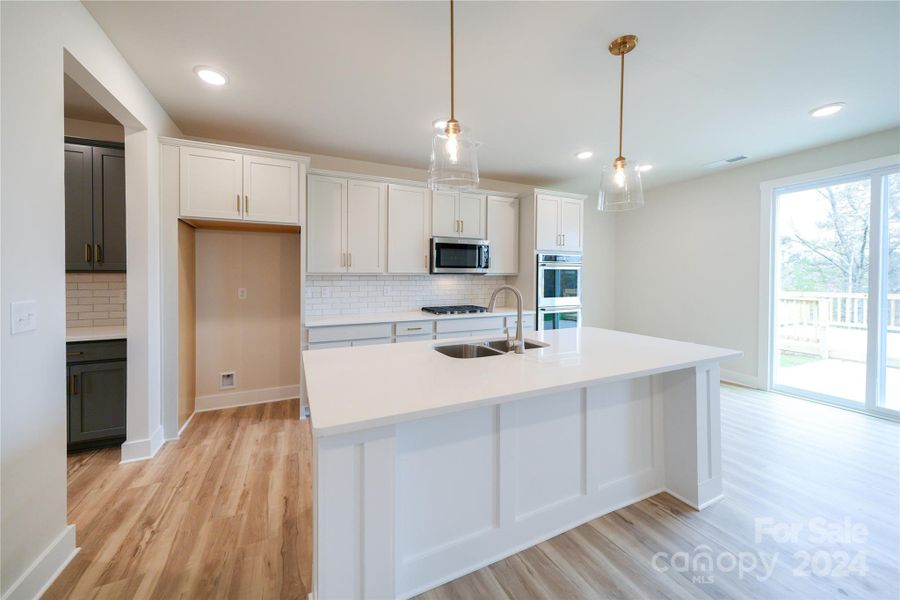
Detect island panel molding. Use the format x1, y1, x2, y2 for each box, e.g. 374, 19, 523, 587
305, 327, 740, 599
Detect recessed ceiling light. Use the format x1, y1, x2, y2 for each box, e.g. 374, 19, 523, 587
575, 151, 593, 160
809, 102, 844, 118
193, 66, 228, 86
637, 164, 653, 172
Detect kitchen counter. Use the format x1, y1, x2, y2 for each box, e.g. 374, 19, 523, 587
304, 307, 534, 328
66, 325, 127, 342
303, 327, 740, 437
305, 326, 741, 599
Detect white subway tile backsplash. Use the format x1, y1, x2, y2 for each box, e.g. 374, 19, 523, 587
304, 274, 511, 316
65, 272, 127, 327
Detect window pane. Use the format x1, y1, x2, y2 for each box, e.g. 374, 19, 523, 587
884, 172, 899, 410
773, 178, 871, 403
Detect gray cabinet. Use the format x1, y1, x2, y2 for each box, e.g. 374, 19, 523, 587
67, 340, 126, 451
64, 141, 126, 272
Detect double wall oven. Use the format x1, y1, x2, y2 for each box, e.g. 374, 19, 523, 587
536, 253, 582, 330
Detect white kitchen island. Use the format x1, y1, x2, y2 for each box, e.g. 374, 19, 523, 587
303, 327, 741, 600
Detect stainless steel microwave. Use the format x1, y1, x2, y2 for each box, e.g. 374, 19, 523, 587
431, 237, 490, 274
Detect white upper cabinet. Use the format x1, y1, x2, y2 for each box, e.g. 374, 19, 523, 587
432, 191, 486, 239
534, 193, 583, 252
179, 146, 243, 220
487, 196, 518, 275
432, 191, 459, 237
346, 180, 386, 273
388, 184, 431, 274
558, 198, 583, 251
307, 175, 346, 273
307, 175, 386, 274
177, 141, 305, 226
243, 154, 300, 224
458, 193, 487, 239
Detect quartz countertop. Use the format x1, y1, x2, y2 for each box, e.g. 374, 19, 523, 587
304, 307, 535, 327
66, 325, 127, 342
303, 327, 741, 437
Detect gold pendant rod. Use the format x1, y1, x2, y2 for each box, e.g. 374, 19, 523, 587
449, 0, 455, 122
618, 51, 624, 160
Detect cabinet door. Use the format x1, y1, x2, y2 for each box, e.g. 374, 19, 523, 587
559, 198, 583, 252
179, 146, 243, 220
68, 361, 126, 444
432, 190, 459, 237
92, 146, 127, 271
458, 192, 486, 239
346, 179, 386, 273
387, 184, 431, 274
487, 196, 518, 274
307, 175, 347, 273
64, 143, 95, 271
535, 195, 561, 251
242, 154, 300, 224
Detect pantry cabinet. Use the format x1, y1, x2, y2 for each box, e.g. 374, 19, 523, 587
64, 142, 126, 272
178, 143, 303, 225
432, 191, 486, 239
306, 174, 386, 273
487, 196, 519, 274
387, 184, 431, 274
535, 193, 583, 252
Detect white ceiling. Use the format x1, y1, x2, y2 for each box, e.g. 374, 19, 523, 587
84, 1, 899, 193
64, 74, 119, 124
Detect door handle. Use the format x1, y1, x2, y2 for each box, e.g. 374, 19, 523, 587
461, 220, 464, 233
244, 195, 249, 214
95, 244, 103, 264
348, 253, 352, 268
561, 234, 566, 246
341, 252, 345, 267
424, 254, 428, 269
70, 374, 78, 396
84, 243, 92, 263
236, 194, 241, 212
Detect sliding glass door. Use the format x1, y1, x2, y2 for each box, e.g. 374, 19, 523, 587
771, 164, 899, 417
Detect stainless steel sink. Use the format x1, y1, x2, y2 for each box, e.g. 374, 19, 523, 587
434, 343, 505, 359
482, 339, 550, 352
434, 339, 550, 359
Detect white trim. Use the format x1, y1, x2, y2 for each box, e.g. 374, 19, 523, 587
165, 411, 196, 441
0, 525, 78, 600
195, 384, 300, 412
529, 187, 589, 201
720, 368, 760, 389
159, 136, 311, 166
119, 425, 166, 464
308, 167, 519, 198
759, 154, 900, 192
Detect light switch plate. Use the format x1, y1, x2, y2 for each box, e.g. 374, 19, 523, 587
238, 288, 247, 300
10, 301, 37, 334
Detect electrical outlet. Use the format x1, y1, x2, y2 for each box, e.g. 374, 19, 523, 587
238, 288, 247, 300
220, 371, 236, 389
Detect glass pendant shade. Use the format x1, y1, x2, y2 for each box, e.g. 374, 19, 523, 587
598, 158, 644, 211
428, 124, 479, 191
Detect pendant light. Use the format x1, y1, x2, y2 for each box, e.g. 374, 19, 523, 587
598, 34, 644, 212
428, 0, 479, 191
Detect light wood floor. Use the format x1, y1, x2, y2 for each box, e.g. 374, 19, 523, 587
45, 388, 899, 599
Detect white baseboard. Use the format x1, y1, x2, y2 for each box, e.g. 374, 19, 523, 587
720, 368, 760, 389
195, 384, 300, 412
178, 412, 195, 436
119, 425, 166, 464
1, 525, 78, 600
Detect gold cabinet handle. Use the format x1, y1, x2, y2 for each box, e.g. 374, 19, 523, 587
66, 351, 83, 357
348, 253, 352, 268
461, 220, 464, 233
95, 243, 103, 264
236, 194, 240, 212
84, 243, 92, 263
244, 195, 249, 214
424, 254, 428, 269
70, 374, 78, 396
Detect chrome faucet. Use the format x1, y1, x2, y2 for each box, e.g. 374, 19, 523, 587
488, 285, 525, 354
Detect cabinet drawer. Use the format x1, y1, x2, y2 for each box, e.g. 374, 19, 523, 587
351, 337, 392, 347
395, 333, 433, 343
307, 323, 393, 344
435, 316, 505, 334
66, 340, 127, 364
395, 321, 434, 336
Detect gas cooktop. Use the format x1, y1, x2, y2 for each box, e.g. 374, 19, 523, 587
421, 305, 488, 315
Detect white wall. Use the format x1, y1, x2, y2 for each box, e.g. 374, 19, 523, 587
614, 128, 900, 385
64, 117, 124, 143
0, 2, 179, 598
581, 208, 617, 328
